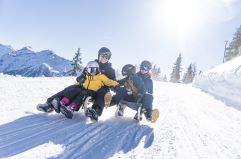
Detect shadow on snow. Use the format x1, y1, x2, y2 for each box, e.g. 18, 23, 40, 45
0, 112, 154, 159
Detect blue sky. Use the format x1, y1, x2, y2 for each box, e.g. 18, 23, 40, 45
0, 0, 241, 76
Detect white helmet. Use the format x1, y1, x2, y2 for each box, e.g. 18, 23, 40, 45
86, 61, 99, 75
86, 61, 99, 68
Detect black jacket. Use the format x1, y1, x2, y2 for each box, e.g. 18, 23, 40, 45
95, 59, 116, 80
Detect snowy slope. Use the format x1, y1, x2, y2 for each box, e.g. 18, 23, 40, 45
193, 56, 241, 110
0, 74, 241, 159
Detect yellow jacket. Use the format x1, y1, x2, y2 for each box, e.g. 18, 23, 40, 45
82, 73, 119, 91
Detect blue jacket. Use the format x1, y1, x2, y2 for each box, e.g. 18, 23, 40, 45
136, 72, 153, 94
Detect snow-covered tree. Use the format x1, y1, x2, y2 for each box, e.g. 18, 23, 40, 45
70, 48, 82, 76
170, 54, 182, 83
225, 25, 241, 62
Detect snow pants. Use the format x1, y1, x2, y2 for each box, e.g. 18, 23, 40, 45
92, 86, 110, 116
112, 87, 153, 118
47, 85, 95, 108
47, 85, 79, 103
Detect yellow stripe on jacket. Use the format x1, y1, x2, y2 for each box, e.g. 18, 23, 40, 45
82, 73, 119, 91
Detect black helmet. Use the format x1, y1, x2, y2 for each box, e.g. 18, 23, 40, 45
98, 47, 112, 59
140, 60, 152, 71
122, 64, 136, 76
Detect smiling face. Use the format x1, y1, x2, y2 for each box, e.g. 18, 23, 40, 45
98, 54, 109, 64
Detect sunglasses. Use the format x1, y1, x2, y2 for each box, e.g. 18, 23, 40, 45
100, 52, 111, 59
87, 67, 98, 75
100, 55, 110, 59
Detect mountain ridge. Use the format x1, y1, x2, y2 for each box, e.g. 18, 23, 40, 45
0, 43, 74, 77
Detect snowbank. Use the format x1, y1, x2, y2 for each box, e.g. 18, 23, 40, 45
193, 56, 241, 110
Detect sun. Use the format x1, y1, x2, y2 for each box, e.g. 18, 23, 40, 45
151, 0, 205, 40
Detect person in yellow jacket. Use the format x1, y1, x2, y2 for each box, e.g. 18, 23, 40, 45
59, 61, 119, 119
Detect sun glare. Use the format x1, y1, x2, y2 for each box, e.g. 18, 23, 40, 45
152, 0, 205, 40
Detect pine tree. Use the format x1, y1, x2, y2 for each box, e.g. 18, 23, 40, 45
170, 54, 182, 83
70, 48, 82, 76
183, 63, 197, 83
238, 45, 241, 56
225, 25, 241, 62
152, 65, 162, 81
182, 64, 194, 83
193, 63, 197, 77
163, 75, 168, 82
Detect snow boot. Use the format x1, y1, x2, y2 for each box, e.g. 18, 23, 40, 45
150, 108, 159, 123
51, 98, 61, 113
104, 92, 112, 108
145, 109, 159, 123
85, 107, 98, 121
59, 98, 75, 119
37, 103, 53, 113
115, 103, 126, 117
60, 104, 76, 119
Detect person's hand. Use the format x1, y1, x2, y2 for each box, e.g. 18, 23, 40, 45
111, 86, 119, 93
75, 82, 80, 85
76, 76, 85, 83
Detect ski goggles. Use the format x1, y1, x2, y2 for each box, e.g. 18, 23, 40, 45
140, 66, 150, 72
99, 52, 111, 59
87, 67, 98, 75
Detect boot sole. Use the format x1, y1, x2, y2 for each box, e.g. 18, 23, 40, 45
151, 109, 159, 123
85, 108, 98, 121
60, 106, 73, 119
37, 104, 53, 113
51, 99, 60, 113
104, 92, 112, 108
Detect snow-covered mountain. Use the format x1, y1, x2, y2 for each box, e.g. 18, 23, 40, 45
0, 44, 14, 57
0, 56, 241, 158
193, 56, 241, 110
0, 44, 73, 77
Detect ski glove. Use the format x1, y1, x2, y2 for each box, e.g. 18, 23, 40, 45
76, 74, 86, 84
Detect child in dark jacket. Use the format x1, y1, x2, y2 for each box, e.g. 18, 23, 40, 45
111, 62, 159, 123
136, 60, 159, 122
111, 64, 146, 104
